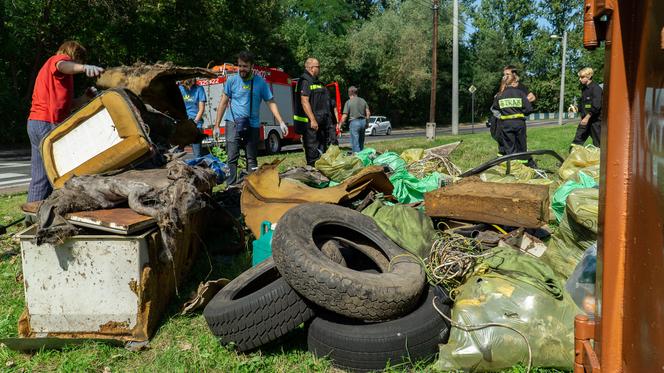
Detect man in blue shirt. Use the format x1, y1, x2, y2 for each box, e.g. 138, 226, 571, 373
213, 51, 288, 185
179, 78, 207, 157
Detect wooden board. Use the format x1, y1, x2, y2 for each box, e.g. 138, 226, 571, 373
65, 208, 156, 235
21, 202, 156, 235
424, 179, 550, 228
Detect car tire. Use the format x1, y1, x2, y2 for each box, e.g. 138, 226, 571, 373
386, 127, 391, 135
271, 203, 426, 321
371, 128, 376, 136
265, 130, 281, 154
307, 286, 452, 372
203, 258, 315, 352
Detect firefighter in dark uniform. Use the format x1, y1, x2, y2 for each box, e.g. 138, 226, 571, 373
494, 74, 534, 165
294, 58, 332, 166
490, 66, 536, 156
573, 67, 603, 147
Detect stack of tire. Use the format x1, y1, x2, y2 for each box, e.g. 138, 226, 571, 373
204, 203, 451, 372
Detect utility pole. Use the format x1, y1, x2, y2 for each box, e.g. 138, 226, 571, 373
451, 0, 459, 135
427, 0, 439, 140
552, 31, 568, 125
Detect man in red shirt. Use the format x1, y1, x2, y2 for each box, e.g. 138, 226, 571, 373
27, 41, 104, 202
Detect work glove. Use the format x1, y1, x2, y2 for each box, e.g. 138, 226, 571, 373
279, 121, 289, 137
83, 64, 105, 78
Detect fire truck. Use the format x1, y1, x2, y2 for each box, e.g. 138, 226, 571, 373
197, 64, 341, 154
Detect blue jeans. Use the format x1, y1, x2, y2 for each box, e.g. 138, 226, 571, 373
27, 119, 55, 202
349, 119, 366, 153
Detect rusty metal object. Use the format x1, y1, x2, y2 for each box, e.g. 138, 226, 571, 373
584, 0, 599, 48
574, 315, 601, 373
17, 210, 204, 343
424, 179, 550, 228
580, 0, 664, 371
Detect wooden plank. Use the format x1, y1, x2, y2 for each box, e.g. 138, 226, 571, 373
425, 179, 550, 228
65, 208, 156, 235
23, 202, 158, 235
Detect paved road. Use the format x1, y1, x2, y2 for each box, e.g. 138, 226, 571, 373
0, 119, 573, 195
0, 155, 31, 195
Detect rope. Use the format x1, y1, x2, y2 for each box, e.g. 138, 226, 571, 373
432, 296, 533, 373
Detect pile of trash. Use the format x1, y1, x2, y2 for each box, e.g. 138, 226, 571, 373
198, 144, 601, 372
10, 61, 601, 372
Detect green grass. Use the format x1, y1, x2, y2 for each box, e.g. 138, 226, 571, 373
0, 124, 578, 372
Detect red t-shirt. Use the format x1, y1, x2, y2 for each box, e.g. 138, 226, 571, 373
28, 54, 74, 124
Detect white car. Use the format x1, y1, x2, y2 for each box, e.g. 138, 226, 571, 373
365, 116, 392, 136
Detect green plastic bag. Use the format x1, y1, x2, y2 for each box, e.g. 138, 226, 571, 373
361, 199, 436, 259
400, 148, 425, 164
355, 147, 377, 166
475, 245, 564, 299
551, 171, 597, 222
541, 188, 598, 280
559, 145, 600, 181
436, 273, 580, 372
389, 169, 442, 204
480, 162, 555, 186
314, 145, 364, 182
372, 152, 408, 174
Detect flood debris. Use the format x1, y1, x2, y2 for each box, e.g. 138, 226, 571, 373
424, 178, 551, 228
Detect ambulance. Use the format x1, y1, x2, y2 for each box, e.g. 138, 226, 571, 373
198, 64, 341, 154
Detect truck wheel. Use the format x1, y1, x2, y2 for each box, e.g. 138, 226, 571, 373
265, 131, 281, 154
271, 203, 426, 321
307, 286, 452, 372
203, 258, 315, 351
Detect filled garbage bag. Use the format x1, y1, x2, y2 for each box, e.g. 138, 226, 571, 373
551, 171, 598, 222
436, 273, 580, 371
565, 243, 597, 315
390, 169, 442, 204
558, 145, 600, 181
355, 147, 377, 166
475, 245, 564, 299
314, 146, 364, 182
372, 152, 408, 174
361, 199, 437, 258
186, 154, 227, 184
480, 162, 555, 186
400, 148, 425, 164
541, 188, 599, 280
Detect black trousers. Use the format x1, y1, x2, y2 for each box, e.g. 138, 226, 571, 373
303, 114, 331, 166
226, 121, 260, 185
498, 120, 536, 167
573, 121, 601, 147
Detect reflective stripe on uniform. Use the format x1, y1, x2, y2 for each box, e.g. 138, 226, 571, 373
309, 84, 324, 90
584, 104, 592, 108
500, 113, 525, 120
294, 115, 309, 123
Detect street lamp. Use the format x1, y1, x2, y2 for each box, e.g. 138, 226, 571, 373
551, 31, 567, 126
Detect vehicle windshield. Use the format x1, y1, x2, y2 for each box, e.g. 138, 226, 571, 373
369, 117, 378, 123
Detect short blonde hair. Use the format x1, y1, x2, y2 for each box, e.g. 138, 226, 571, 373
578, 67, 594, 79
56, 41, 86, 63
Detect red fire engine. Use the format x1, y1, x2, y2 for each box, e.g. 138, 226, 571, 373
198, 64, 341, 154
